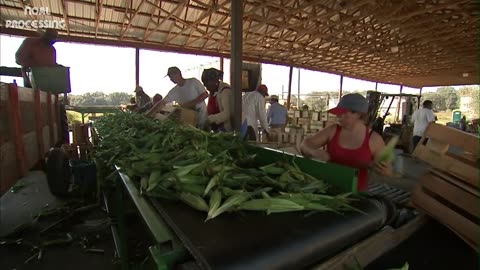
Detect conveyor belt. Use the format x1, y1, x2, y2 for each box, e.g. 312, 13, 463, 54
367, 183, 411, 206
150, 197, 392, 270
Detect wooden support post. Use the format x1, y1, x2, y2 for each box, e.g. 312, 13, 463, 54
418, 87, 423, 109
396, 85, 403, 122
339, 75, 344, 99
231, 0, 243, 132
47, 93, 54, 148
297, 68, 301, 108
220, 57, 224, 72
34, 89, 45, 159
375, 82, 378, 91
135, 48, 140, 87
287, 66, 293, 110
8, 83, 26, 178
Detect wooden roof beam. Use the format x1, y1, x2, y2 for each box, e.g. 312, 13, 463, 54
61, 0, 71, 35
95, 0, 103, 38
143, 0, 161, 41
144, 0, 188, 42
120, 0, 147, 40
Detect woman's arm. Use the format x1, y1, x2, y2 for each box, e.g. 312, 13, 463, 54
369, 132, 393, 176
299, 125, 336, 161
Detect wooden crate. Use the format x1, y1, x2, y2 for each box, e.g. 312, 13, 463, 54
411, 170, 478, 250
294, 110, 301, 118
320, 112, 328, 121
413, 123, 478, 187
301, 110, 310, 118
411, 123, 479, 250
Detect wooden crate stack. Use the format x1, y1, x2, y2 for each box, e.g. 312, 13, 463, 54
411, 123, 479, 250
288, 110, 338, 134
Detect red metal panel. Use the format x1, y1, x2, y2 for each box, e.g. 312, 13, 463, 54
8, 83, 26, 178
34, 89, 45, 158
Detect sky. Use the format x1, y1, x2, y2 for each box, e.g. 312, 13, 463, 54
0, 34, 456, 99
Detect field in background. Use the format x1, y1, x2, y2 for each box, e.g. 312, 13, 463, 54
67, 111, 88, 123
435, 111, 452, 125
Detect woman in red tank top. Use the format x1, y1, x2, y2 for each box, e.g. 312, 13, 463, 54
299, 93, 393, 191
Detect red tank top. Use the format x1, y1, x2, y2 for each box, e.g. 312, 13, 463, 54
327, 125, 373, 191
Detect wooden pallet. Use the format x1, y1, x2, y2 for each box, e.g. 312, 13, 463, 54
411, 123, 479, 250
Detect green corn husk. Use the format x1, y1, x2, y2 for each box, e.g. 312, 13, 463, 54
238, 198, 304, 213
375, 136, 399, 163
208, 190, 222, 217
179, 193, 209, 212
146, 171, 162, 192
206, 193, 250, 221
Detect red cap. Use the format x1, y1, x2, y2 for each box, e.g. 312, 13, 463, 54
257, 84, 269, 96
328, 107, 349, 115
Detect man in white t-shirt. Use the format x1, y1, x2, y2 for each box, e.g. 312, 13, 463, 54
146, 67, 208, 129
242, 84, 270, 141
411, 100, 436, 149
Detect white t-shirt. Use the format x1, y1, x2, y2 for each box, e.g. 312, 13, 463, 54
242, 91, 270, 139
163, 78, 208, 128
411, 107, 436, 137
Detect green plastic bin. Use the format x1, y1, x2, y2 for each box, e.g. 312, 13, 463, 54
30, 66, 71, 93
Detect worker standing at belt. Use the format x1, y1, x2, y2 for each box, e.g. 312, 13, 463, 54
201, 68, 234, 132
267, 95, 288, 130
15, 29, 59, 88
134, 86, 151, 108
146, 67, 208, 130
299, 93, 392, 191
242, 84, 270, 141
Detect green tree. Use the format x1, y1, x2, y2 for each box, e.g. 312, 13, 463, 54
421, 92, 446, 112
303, 91, 331, 111
69, 92, 132, 106
437, 86, 458, 110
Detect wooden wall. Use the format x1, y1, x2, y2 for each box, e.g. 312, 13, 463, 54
0, 83, 59, 195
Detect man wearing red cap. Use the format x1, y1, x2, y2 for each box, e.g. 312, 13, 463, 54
242, 84, 270, 141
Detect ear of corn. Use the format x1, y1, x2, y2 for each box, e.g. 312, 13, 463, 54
206, 193, 250, 221
208, 190, 222, 217
180, 192, 209, 212
259, 163, 286, 175
177, 184, 206, 196
204, 174, 219, 197
147, 171, 163, 192
174, 163, 204, 177
238, 198, 304, 213
375, 136, 399, 163
176, 174, 209, 185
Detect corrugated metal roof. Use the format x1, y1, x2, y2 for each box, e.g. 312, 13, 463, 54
1, 0, 478, 87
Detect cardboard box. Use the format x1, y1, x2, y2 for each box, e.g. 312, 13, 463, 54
301, 110, 310, 118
